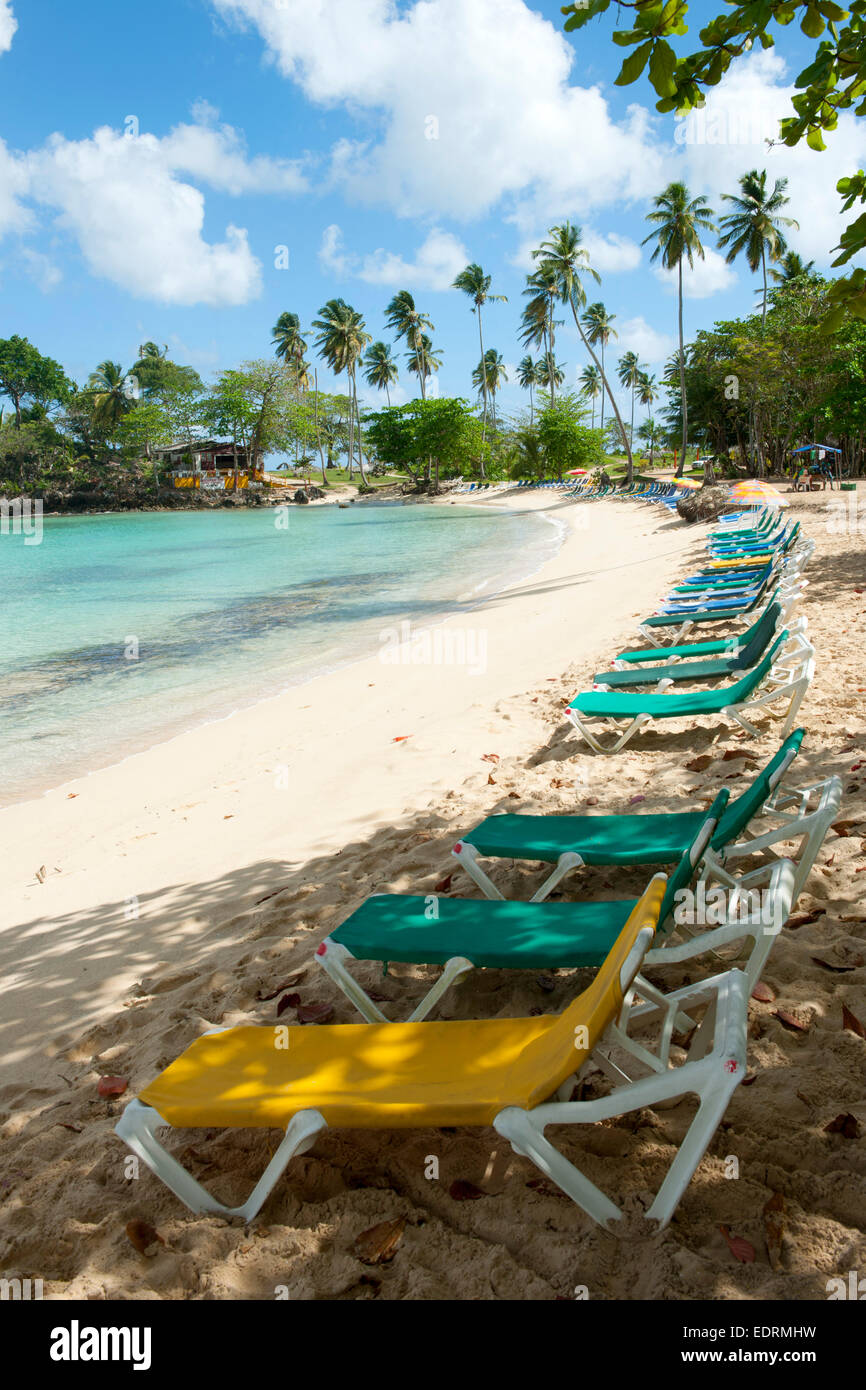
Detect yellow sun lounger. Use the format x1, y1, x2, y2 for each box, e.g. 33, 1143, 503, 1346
116, 876, 750, 1230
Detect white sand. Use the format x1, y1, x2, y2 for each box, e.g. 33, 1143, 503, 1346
0, 493, 700, 1087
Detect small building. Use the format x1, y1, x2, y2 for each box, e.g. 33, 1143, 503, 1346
157, 440, 265, 490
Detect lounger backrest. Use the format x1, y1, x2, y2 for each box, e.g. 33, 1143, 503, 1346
727, 628, 789, 699
712, 728, 805, 848
511, 875, 667, 1108
656, 789, 730, 935
733, 601, 781, 668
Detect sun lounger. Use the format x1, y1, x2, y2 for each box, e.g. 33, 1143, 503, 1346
591, 604, 796, 690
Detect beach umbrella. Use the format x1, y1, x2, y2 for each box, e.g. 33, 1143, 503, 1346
728, 481, 789, 508
567, 468, 588, 476
676, 478, 701, 490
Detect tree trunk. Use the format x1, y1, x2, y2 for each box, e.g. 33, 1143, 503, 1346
573, 304, 632, 485
477, 306, 488, 444
548, 300, 557, 406
313, 372, 328, 487
352, 373, 369, 488
600, 343, 606, 433
677, 257, 687, 477
345, 379, 355, 480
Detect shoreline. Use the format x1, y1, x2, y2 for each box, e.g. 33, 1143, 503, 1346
0, 493, 701, 1088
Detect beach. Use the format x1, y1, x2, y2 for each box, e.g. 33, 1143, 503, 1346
1, 489, 864, 1300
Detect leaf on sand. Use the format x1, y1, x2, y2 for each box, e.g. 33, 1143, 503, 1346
449, 1179, 485, 1201
629, 794, 646, 804
774, 1009, 810, 1033
685, 755, 713, 772
719, 1225, 756, 1264
392, 735, 411, 743
832, 819, 862, 837
487, 773, 497, 785
763, 1192, 786, 1272
276, 992, 301, 1016
481, 753, 500, 764
297, 1001, 334, 1024
536, 974, 556, 993
751, 981, 776, 1003
811, 952, 863, 973
787, 908, 826, 929
434, 874, 453, 893
842, 1004, 866, 1038
97, 1076, 127, 1097
824, 1112, 861, 1139
354, 1217, 406, 1265
256, 973, 305, 1001
126, 1220, 164, 1257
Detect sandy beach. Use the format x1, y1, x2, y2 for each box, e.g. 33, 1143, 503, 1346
1, 489, 864, 1301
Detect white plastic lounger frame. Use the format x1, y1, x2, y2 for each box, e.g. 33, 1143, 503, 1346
494, 963, 749, 1230
612, 615, 807, 671
317, 929, 475, 1025
567, 637, 815, 755
115, 932, 751, 1231
636, 580, 806, 649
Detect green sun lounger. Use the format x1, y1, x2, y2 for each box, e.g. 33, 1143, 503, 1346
567, 629, 815, 752
615, 604, 781, 665
317, 794, 730, 1021
592, 603, 784, 689
636, 578, 802, 646
452, 728, 840, 904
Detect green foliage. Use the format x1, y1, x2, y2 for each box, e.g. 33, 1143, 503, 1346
0, 336, 72, 427
536, 394, 604, 476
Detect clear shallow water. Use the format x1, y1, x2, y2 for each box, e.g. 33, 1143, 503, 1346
0, 503, 560, 805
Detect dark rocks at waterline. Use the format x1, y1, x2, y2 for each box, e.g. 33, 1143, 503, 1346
676, 484, 733, 524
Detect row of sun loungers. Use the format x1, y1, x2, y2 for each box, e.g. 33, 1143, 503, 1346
114, 504, 839, 1236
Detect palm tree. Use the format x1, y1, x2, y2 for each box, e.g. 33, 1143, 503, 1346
272, 311, 309, 384
769, 250, 816, 284
384, 291, 434, 401
581, 304, 617, 433
643, 182, 716, 475
718, 171, 799, 326
533, 222, 635, 480
452, 263, 507, 444
637, 370, 658, 418
472, 349, 507, 428
363, 341, 399, 406
637, 418, 663, 467
537, 358, 565, 395
578, 364, 602, 429
312, 298, 372, 486
522, 262, 562, 405
405, 333, 442, 396
88, 360, 135, 434
137, 341, 167, 361
517, 355, 541, 427
617, 352, 642, 453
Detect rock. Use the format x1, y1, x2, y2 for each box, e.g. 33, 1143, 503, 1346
676, 483, 733, 524
293, 489, 310, 504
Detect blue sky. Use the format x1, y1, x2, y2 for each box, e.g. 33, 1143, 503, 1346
0, 0, 862, 422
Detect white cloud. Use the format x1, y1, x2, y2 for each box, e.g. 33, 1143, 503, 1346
319, 223, 469, 289
212, 0, 667, 221
617, 316, 676, 365
0, 138, 31, 236
654, 247, 738, 300
0, 2, 17, 55
584, 232, 642, 274
160, 106, 307, 195
20, 248, 61, 292
25, 127, 262, 306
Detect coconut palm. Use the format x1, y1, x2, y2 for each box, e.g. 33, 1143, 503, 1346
405, 334, 442, 395
578, 364, 602, 429
516, 355, 541, 427
718, 171, 799, 326
272, 312, 309, 389
637, 417, 664, 467
363, 341, 399, 406
522, 262, 562, 405
137, 341, 167, 361
581, 304, 617, 433
618, 352, 643, 460
533, 221, 635, 479
472, 349, 507, 428
643, 182, 716, 474
637, 370, 658, 418
88, 360, 135, 434
537, 358, 565, 394
312, 298, 372, 485
452, 263, 507, 443
769, 250, 816, 284
384, 291, 434, 401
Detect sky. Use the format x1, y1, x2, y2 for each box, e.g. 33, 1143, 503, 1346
1, 0, 863, 423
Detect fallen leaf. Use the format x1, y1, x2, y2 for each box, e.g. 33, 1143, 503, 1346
66, 793, 78, 799
354, 1217, 405, 1265
811, 952, 863, 973
434, 874, 453, 893
751, 981, 776, 1003
35, 866, 46, 884
297, 1001, 334, 1024
832, 819, 861, 837
481, 753, 500, 764
487, 773, 497, 785
722, 749, 758, 765
629, 794, 646, 804
842, 1004, 866, 1039
536, 974, 556, 993
824, 1112, 861, 1139
449, 1179, 485, 1201
787, 908, 826, 929
55, 1122, 83, 1133
97, 1076, 127, 1097
741, 1072, 757, 1086
126, 1220, 164, 1257
685, 755, 713, 772
276, 992, 301, 1016
719, 1225, 756, 1263
392, 735, 411, 743
763, 1192, 786, 1272
774, 1009, 810, 1033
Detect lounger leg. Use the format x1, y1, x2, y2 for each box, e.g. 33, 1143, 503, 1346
530, 852, 585, 903
406, 956, 475, 1022
644, 1085, 735, 1228
567, 709, 651, 754
451, 841, 506, 900
115, 1100, 328, 1221
317, 940, 389, 1023
493, 1106, 622, 1228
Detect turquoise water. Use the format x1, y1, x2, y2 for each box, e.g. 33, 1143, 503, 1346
0, 502, 559, 805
